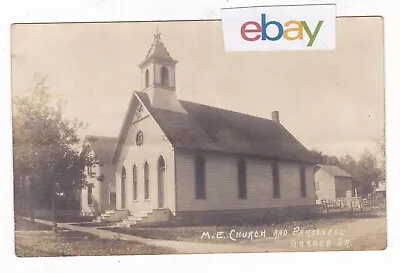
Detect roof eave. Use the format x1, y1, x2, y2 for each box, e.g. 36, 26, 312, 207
110, 92, 138, 164
138, 56, 178, 69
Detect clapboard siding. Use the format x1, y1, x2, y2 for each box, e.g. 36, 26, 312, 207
115, 105, 176, 213
81, 164, 102, 214
315, 170, 336, 200
80, 163, 117, 214
175, 151, 315, 212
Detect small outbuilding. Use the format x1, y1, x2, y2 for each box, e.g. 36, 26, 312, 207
314, 164, 353, 202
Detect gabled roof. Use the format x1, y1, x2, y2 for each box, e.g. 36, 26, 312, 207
85, 135, 118, 164
111, 91, 317, 164
316, 164, 352, 178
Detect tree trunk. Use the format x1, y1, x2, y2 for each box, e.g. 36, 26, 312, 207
52, 183, 58, 232
26, 176, 35, 223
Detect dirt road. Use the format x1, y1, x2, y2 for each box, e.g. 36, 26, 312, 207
233, 215, 387, 252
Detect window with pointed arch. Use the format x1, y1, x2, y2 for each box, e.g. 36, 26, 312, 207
132, 165, 138, 201
161, 66, 169, 86
272, 162, 280, 198
195, 156, 206, 199
144, 162, 150, 200
237, 159, 247, 199
145, 69, 149, 87
87, 185, 93, 206
121, 166, 127, 208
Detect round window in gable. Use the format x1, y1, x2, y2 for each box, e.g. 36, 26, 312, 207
136, 131, 144, 146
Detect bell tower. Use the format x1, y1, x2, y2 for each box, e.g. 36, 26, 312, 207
139, 30, 185, 112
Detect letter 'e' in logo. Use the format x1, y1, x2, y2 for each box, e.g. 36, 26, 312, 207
240, 13, 324, 47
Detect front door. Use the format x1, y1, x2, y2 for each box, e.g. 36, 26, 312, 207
158, 157, 165, 208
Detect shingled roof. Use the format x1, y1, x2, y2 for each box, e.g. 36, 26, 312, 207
316, 164, 352, 178
85, 135, 118, 164
139, 32, 177, 68
111, 91, 317, 163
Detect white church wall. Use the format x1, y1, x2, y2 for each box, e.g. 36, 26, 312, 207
115, 103, 176, 213
175, 150, 316, 212
99, 164, 117, 211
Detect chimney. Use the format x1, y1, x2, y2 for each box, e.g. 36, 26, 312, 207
272, 111, 280, 123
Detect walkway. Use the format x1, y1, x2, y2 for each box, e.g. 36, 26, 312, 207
25, 218, 267, 254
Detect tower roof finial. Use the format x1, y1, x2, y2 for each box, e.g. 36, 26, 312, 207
154, 27, 161, 41
139, 27, 177, 68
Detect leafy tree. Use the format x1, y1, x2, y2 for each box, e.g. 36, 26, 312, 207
310, 149, 340, 165
13, 78, 95, 220
354, 149, 381, 195
339, 154, 357, 175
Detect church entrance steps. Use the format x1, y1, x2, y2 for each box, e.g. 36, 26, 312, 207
104, 210, 116, 214
117, 208, 171, 227
94, 209, 130, 223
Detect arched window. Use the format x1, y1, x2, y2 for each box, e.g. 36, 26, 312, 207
272, 162, 280, 198
158, 156, 166, 208
238, 159, 247, 199
121, 166, 126, 208
144, 162, 150, 200
195, 156, 206, 199
132, 165, 138, 201
145, 69, 149, 87
87, 185, 93, 206
300, 165, 307, 197
161, 66, 169, 86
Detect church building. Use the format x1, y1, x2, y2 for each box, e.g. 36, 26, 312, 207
110, 32, 317, 226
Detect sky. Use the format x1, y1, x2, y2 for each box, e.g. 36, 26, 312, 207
11, 17, 385, 160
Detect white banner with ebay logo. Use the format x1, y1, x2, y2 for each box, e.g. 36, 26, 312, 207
221, 4, 336, 51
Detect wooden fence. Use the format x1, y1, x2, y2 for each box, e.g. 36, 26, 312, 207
319, 197, 386, 212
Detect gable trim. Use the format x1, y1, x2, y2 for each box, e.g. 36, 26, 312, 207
111, 92, 173, 164
110, 92, 138, 164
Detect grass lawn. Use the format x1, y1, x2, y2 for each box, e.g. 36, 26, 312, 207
14, 219, 176, 257
103, 210, 386, 244
15, 217, 54, 231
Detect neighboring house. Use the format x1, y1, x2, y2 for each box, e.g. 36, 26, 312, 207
108, 32, 317, 225
80, 135, 117, 216
314, 164, 353, 201
375, 180, 386, 198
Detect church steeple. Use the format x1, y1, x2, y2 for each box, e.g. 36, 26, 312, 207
138, 29, 184, 113
139, 29, 178, 91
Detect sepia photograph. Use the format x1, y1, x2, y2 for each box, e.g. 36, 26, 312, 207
11, 16, 386, 257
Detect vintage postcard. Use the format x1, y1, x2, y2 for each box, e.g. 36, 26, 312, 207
11, 16, 385, 257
